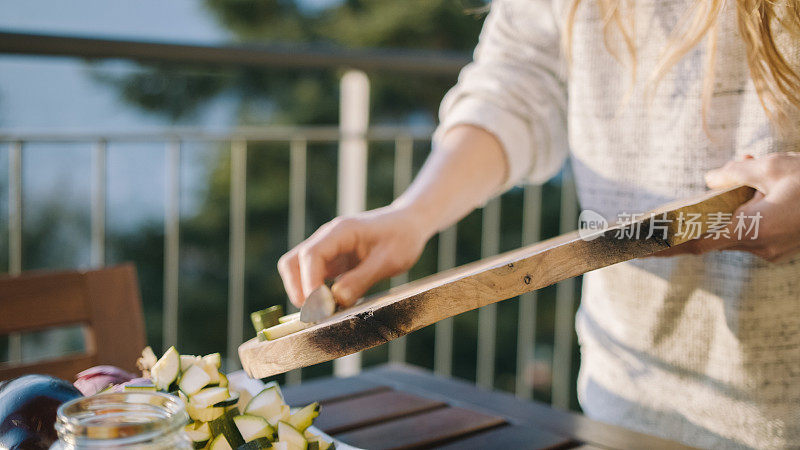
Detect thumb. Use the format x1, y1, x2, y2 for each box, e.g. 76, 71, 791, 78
331, 249, 394, 307
705, 158, 768, 193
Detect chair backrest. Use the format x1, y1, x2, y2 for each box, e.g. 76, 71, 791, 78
0, 264, 146, 382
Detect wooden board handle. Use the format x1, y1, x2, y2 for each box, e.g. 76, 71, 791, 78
240, 186, 754, 378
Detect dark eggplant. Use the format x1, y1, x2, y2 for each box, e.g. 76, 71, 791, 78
0, 374, 81, 450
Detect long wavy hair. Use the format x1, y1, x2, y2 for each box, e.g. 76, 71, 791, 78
563, 0, 800, 133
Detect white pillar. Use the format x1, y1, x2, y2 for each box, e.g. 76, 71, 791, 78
334, 70, 369, 377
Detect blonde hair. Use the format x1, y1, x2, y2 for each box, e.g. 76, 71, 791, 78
563, 0, 800, 133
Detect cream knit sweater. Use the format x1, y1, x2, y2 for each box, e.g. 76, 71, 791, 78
434, 0, 800, 448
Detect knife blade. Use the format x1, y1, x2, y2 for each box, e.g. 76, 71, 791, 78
300, 284, 337, 323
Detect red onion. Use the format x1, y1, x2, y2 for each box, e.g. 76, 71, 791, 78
73, 365, 137, 396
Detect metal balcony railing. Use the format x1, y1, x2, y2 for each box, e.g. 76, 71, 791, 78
0, 32, 580, 410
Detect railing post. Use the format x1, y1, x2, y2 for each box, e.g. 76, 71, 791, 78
91, 140, 106, 268
476, 198, 501, 388
516, 185, 541, 398
163, 140, 181, 353
433, 225, 457, 375
286, 137, 307, 385
552, 170, 578, 409
334, 70, 370, 377
8, 141, 22, 363
227, 140, 247, 371
388, 136, 414, 364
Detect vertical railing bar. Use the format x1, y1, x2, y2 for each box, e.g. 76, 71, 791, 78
8, 141, 22, 363
227, 140, 247, 371
388, 135, 413, 364
334, 70, 369, 377
285, 137, 307, 386
163, 140, 181, 352
516, 185, 542, 398
552, 171, 578, 409
476, 198, 501, 388
433, 225, 457, 375
91, 140, 106, 268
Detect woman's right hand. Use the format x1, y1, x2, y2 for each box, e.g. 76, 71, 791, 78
278, 205, 430, 309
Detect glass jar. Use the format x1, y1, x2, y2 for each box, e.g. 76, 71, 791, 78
51, 391, 192, 449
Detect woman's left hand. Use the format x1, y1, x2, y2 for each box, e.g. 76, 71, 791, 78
656, 152, 800, 263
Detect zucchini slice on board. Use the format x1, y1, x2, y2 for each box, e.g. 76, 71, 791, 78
179, 364, 211, 395
150, 346, 180, 390
278, 312, 300, 324
250, 305, 283, 333
258, 319, 312, 341
287, 403, 319, 432
191, 387, 230, 409
236, 436, 273, 449
233, 414, 275, 442
209, 433, 234, 450
277, 422, 308, 450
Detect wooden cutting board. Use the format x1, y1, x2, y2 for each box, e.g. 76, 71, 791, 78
239, 186, 754, 378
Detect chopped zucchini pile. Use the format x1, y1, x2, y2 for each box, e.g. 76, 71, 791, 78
138, 347, 333, 450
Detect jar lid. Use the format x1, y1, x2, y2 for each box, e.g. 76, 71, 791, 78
56, 391, 188, 446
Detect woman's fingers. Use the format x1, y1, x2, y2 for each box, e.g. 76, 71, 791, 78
277, 250, 304, 307
297, 218, 359, 299
331, 248, 396, 307
705, 156, 772, 193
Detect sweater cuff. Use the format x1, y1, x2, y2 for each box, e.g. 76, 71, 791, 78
433, 96, 534, 193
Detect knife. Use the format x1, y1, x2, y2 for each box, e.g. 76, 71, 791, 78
300, 284, 337, 323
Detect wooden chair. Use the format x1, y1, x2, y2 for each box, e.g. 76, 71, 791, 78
0, 264, 146, 381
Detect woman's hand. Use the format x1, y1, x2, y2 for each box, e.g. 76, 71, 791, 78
657, 152, 800, 262
278, 205, 430, 309
277, 125, 508, 309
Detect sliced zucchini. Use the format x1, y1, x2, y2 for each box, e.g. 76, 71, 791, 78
190, 386, 230, 409
236, 436, 273, 449
214, 391, 240, 408
306, 436, 333, 450
250, 305, 284, 333
267, 405, 291, 427
245, 385, 285, 423
137, 346, 158, 373
277, 422, 307, 450
201, 360, 222, 385
259, 319, 311, 341
287, 403, 319, 432
186, 404, 225, 422
180, 354, 199, 372
210, 409, 245, 448
233, 414, 275, 442
123, 382, 157, 392
278, 312, 300, 324
151, 346, 180, 391
270, 443, 288, 450
209, 433, 233, 450
203, 352, 222, 369
218, 372, 229, 388
184, 421, 212, 445
179, 364, 212, 395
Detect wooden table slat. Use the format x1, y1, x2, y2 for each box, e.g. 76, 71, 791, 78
360, 364, 694, 450
282, 375, 390, 407
435, 424, 578, 450
334, 406, 506, 450
315, 390, 446, 434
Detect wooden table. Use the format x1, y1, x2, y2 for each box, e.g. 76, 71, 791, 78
282, 363, 693, 450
